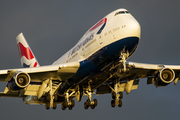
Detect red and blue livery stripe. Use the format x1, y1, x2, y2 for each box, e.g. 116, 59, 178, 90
89, 18, 107, 32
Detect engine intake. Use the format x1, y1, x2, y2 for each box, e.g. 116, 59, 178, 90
154, 68, 175, 87
7, 71, 30, 91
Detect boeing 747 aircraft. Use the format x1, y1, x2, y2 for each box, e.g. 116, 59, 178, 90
0, 8, 178, 110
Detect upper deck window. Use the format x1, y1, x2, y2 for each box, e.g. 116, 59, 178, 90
114, 11, 129, 16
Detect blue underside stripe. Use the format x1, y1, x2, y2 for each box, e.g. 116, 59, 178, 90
58, 37, 139, 94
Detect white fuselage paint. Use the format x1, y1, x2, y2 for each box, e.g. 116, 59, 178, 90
53, 8, 141, 65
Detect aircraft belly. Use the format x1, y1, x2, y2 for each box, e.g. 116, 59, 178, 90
87, 37, 139, 69
58, 37, 139, 94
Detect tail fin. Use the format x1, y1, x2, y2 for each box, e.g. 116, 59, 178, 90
16, 33, 40, 68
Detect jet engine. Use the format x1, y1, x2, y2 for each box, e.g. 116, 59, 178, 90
154, 68, 175, 87
7, 71, 30, 91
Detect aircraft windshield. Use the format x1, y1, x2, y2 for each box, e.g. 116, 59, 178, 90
115, 11, 129, 16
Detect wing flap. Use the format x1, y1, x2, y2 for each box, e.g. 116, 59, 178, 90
24, 85, 40, 96
96, 80, 139, 95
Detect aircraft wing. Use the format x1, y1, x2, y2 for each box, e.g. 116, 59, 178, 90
0, 61, 80, 82
126, 61, 180, 81
96, 61, 180, 95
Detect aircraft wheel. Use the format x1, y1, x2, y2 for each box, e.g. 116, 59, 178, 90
68, 105, 73, 110
84, 102, 88, 110
45, 102, 50, 110
54, 95, 58, 102
61, 104, 66, 110
86, 99, 91, 106
53, 103, 57, 110
63, 100, 68, 108
118, 100, 122, 107
71, 100, 75, 107
93, 99, 97, 106
46, 94, 50, 102
111, 92, 116, 99
119, 92, 123, 99
91, 105, 95, 109
111, 100, 115, 108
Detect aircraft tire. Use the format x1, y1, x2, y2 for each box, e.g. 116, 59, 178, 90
119, 92, 123, 99
46, 94, 50, 102
111, 92, 116, 99
71, 100, 75, 107
93, 99, 97, 106
54, 95, 58, 102
86, 99, 91, 106
45, 102, 50, 110
53, 103, 57, 110
61, 104, 66, 110
91, 105, 95, 109
84, 102, 88, 110
111, 100, 115, 108
64, 99, 68, 108
68, 105, 73, 110
118, 100, 122, 107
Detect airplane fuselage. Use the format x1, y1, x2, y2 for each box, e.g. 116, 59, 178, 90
54, 9, 141, 65
53, 9, 141, 94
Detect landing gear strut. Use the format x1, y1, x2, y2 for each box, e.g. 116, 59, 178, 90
111, 92, 122, 108
119, 51, 129, 74
45, 80, 59, 110
84, 81, 98, 110
84, 94, 98, 110
61, 92, 75, 110
108, 78, 123, 108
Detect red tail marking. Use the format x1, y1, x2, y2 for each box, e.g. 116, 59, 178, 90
17, 42, 34, 60
33, 62, 38, 67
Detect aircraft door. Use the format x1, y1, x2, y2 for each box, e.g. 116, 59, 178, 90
98, 34, 103, 46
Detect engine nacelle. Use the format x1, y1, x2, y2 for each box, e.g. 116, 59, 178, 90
7, 71, 30, 91
154, 68, 175, 87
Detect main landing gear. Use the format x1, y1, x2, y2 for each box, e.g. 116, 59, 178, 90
84, 81, 98, 110
45, 94, 58, 110
61, 92, 75, 110
108, 51, 130, 108
84, 93, 97, 110
111, 92, 123, 108
44, 80, 60, 110
108, 79, 123, 108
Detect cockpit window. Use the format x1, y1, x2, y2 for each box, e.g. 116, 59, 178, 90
125, 11, 129, 13
114, 11, 129, 16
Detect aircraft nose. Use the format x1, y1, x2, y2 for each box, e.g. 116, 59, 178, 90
128, 18, 141, 39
